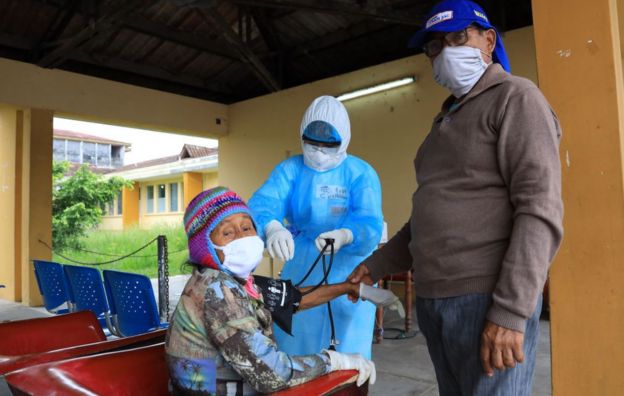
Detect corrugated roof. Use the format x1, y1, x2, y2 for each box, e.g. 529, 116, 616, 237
54, 129, 131, 147
107, 144, 217, 173
181, 144, 217, 158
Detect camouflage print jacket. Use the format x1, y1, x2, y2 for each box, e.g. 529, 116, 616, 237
165, 267, 331, 395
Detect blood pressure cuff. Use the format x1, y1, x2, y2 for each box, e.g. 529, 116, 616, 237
254, 276, 302, 335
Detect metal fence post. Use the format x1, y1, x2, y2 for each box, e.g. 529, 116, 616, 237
157, 235, 169, 322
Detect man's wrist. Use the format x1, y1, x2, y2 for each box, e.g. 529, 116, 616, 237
486, 304, 527, 333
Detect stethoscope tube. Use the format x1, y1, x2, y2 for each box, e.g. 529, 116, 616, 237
294, 238, 338, 350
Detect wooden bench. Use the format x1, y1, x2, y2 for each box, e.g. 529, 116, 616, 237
6, 343, 169, 396
0, 311, 106, 356
0, 329, 165, 375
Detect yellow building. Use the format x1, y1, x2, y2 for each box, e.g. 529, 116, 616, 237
101, 144, 218, 230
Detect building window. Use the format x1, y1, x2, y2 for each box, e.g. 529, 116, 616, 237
104, 191, 123, 217
157, 184, 166, 213
82, 142, 96, 165
53, 139, 66, 161
52, 138, 123, 168
144, 182, 184, 214
111, 146, 124, 167
97, 143, 111, 167
170, 183, 179, 212
66, 140, 81, 163
147, 185, 154, 213
117, 191, 123, 215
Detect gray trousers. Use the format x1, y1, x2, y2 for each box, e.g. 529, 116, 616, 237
416, 293, 542, 396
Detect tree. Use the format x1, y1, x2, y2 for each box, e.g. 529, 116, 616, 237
52, 161, 131, 250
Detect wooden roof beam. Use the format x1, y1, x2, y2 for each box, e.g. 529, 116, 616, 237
250, 7, 286, 85
227, 0, 421, 26
198, 7, 281, 92
36, 1, 144, 68
118, 14, 241, 62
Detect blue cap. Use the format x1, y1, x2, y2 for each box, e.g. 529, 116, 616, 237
302, 120, 342, 145
408, 0, 510, 72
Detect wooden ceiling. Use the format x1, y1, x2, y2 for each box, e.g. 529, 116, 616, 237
0, 0, 533, 103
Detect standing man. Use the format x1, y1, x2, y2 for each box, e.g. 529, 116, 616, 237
249, 95, 383, 359
349, 1, 563, 395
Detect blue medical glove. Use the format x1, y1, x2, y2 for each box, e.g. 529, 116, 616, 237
315, 228, 353, 254
265, 220, 295, 262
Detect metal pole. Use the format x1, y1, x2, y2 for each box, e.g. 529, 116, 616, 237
157, 235, 169, 322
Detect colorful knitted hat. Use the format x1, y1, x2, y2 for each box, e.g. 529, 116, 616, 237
184, 186, 254, 269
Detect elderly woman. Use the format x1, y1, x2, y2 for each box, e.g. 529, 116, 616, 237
165, 187, 375, 395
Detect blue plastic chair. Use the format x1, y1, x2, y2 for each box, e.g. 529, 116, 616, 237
63, 265, 118, 336
32, 260, 72, 314
102, 270, 168, 337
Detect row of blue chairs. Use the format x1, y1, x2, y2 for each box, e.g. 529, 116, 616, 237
32, 260, 168, 337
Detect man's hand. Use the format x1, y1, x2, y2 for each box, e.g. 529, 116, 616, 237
346, 264, 373, 302
480, 320, 525, 377
345, 282, 360, 301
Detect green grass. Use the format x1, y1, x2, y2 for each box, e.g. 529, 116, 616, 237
52, 225, 192, 278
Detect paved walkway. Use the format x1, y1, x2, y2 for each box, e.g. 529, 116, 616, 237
1, 274, 551, 395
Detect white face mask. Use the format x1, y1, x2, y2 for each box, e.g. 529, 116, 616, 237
214, 236, 264, 279
303, 143, 345, 172
433, 46, 490, 98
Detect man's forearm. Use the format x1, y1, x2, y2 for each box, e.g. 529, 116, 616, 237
365, 221, 413, 282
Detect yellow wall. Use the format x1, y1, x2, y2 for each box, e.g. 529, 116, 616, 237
122, 182, 140, 228
0, 57, 228, 138
0, 107, 51, 305
533, 0, 624, 393
202, 172, 219, 191
100, 216, 123, 231
141, 213, 183, 228
220, 27, 538, 236
183, 172, 204, 207
0, 106, 17, 300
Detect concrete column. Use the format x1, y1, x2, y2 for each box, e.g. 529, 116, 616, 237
532, 0, 624, 393
183, 172, 203, 208
22, 109, 53, 306
0, 105, 18, 301
122, 182, 140, 229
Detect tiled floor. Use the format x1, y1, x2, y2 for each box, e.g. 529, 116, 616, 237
1, 275, 551, 396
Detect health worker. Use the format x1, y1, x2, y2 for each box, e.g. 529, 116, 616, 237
248, 95, 383, 359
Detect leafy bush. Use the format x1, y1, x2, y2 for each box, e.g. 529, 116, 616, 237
52, 161, 131, 250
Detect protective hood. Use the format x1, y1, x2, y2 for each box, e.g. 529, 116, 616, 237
300, 96, 351, 171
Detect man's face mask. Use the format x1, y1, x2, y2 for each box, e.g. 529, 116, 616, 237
214, 236, 264, 279
303, 143, 342, 172
433, 45, 490, 98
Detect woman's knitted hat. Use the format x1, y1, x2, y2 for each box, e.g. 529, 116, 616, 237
184, 186, 254, 269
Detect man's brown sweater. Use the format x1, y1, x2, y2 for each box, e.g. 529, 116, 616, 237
364, 64, 563, 332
